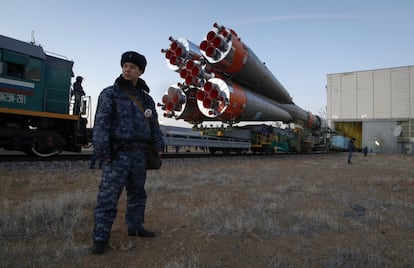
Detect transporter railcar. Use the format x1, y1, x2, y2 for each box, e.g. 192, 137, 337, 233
162, 123, 331, 154
0, 35, 91, 156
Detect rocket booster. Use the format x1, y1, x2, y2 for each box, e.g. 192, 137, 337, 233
196, 78, 292, 123
199, 23, 294, 105
161, 37, 201, 71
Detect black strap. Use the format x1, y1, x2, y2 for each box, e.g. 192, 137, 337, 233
122, 89, 150, 128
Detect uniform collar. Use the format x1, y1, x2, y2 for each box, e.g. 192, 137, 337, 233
115, 75, 150, 93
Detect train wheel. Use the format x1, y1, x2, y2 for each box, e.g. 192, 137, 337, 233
82, 142, 93, 148
31, 136, 61, 157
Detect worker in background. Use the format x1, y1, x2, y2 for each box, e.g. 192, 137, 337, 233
348, 138, 356, 164
363, 146, 368, 157
72, 76, 85, 115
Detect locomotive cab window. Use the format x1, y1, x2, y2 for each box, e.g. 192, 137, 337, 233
25, 58, 41, 81
1, 58, 41, 81
2, 50, 31, 80
6, 62, 24, 78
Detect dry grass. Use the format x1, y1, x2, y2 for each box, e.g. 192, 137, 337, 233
0, 153, 413, 267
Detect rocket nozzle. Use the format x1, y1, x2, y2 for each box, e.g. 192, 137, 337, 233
165, 49, 173, 59
186, 60, 195, 70
212, 36, 228, 52
209, 88, 220, 100
169, 56, 178, 65
207, 31, 216, 41
196, 90, 205, 101
204, 81, 212, 93
203, 98, 212, 108
191, 65, 202, 77
175, 46, 184, 57
199, 40, 208, 51
185, 75, 195, 85
162, 94, 170, 104
206, 46, 220, 60
166, 101, 174, 111
170, 41, 178, 51
180, 69, 188, 79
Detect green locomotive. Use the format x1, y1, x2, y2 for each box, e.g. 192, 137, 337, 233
0, 34, 90, 156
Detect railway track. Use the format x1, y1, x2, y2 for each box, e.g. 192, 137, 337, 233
0, 149, 327, 162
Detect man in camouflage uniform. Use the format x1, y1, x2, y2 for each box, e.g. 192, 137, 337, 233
91, 51, 164, 254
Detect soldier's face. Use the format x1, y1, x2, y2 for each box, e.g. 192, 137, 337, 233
122, 63, 142, 83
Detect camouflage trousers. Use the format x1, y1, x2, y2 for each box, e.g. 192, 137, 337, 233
93, 150, 147, 242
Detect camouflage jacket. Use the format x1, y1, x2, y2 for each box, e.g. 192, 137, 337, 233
93, 75, 164, 160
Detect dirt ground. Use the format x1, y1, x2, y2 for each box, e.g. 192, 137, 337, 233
1, 152, 413, 267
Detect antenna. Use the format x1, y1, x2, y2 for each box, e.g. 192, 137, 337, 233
31, 30, 36, 44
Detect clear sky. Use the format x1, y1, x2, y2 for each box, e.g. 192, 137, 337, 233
1, 0, 413, 128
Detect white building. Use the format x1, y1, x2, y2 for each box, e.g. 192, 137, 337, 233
326, 65, 414, 153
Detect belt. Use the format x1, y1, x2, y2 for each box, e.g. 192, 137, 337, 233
117, 144, 146, 151
112, 141, 147, 152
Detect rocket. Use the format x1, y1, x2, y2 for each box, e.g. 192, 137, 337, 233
160, 23, 321, 129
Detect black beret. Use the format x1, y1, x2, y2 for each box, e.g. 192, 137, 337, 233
121, 51, 147, 73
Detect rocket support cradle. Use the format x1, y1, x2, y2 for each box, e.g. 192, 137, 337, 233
160, 23, 321, 129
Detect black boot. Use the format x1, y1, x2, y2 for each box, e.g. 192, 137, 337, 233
92, 240, 108, 254
128, 228, 155, 237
